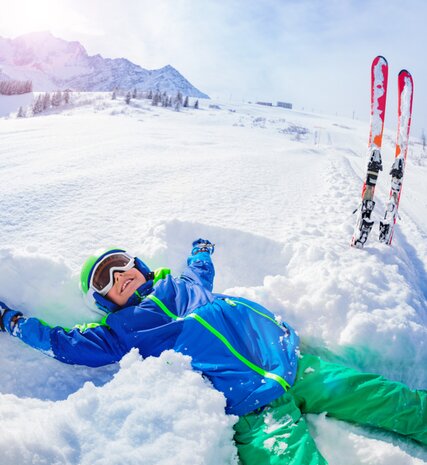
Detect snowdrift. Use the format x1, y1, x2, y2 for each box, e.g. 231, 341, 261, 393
0, 93, 426, 464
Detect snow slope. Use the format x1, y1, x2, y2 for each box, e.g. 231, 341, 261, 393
0, 93, 33, 117
0, 93, 426, 464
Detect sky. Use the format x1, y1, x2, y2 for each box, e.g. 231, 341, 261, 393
0, 0, 426, 135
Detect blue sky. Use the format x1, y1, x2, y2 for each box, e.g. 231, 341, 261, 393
1, 0, 426, 135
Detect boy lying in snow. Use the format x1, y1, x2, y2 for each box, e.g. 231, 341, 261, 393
1, 239, 426, 465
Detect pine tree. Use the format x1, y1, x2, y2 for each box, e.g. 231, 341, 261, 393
125, 91, 131, 104
64, 89, 70, 104
152, 92, 160, 106
183, 96, 189, 108
132, 88, 137, 99
161, 91, 168, 107
148, 90, 153, 100
174, 91, 183, 111
32, 95, 44, 114
112, 90, 117, 100
42, 93, 51, 110
194, 99, 199, 109
17, 106, 25, 118
51, 91, 62, 107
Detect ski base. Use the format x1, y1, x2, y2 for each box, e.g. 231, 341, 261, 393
351, 148, 383, 248
379, 198, 398, 245
352, 199, 376, 248
379, 221, 391, 244
365, 149, 383, 187
378, 158, 404, 245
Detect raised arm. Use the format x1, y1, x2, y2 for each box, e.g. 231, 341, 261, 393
181, 239, 215, 292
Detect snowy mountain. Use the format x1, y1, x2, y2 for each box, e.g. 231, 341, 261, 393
0, 31, 209, 97
1, 94, 426, 465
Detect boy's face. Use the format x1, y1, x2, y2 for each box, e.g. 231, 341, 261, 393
106, 267, 146, 306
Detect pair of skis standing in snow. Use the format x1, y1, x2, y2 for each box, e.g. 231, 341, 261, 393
352, 56, 414, 248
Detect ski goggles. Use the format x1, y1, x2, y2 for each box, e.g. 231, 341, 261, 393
89, 251, 135, 296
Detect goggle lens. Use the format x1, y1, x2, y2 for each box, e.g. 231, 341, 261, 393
91, 253, 134, 295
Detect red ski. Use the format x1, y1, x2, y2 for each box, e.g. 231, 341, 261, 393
352, 56, 389, 248
379, 70, 414, 245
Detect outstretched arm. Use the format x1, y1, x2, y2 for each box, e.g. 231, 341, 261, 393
1, 301, 127, 367
181, 239, 215, 292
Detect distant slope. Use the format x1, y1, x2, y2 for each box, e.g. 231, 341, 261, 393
0, 31, 209, 98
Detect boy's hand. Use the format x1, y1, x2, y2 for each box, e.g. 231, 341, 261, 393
0, 301, 23, 332
191, 239, 215, 256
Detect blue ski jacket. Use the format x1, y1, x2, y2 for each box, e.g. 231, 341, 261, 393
9, 251, 299, 416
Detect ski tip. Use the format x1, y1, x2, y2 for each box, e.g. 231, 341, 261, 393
375, 55, 388, 65
398, 69, 414, 93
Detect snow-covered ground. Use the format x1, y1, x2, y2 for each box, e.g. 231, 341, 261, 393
0, 93, 34, 117
0, 93, 426, 464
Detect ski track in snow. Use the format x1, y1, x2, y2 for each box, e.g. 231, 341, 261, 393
0, 93, 426, 465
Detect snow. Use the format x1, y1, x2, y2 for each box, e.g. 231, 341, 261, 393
398, 74, 414, 153
0, 349, 238, 465
1, 92, 426, 464
0, 93, 34, 117
371, 57, 387, 143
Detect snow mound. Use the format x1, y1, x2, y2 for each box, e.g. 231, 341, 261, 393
0, 350, 238, 465
136, 219, 290, 291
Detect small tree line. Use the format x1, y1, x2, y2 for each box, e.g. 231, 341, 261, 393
113, 88, 199, 111
0, 79, 33, 95
32, 90, 71, 115
17, 90, 72, 117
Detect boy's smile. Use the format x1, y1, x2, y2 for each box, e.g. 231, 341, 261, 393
106, 267, 146, 306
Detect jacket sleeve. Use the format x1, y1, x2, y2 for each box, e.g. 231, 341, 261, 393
11, 316, 128, 367
181, 251, 215, 292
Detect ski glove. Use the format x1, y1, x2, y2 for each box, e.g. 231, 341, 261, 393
191, 238, 215, 256
0, 301, 22, 333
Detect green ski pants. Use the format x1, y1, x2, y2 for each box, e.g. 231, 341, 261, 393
233, 353, 427, 465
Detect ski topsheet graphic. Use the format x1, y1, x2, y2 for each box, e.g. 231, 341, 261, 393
379, 70, 414, 245
351, 56, 389, 248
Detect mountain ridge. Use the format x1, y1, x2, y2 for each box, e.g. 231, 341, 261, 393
0, 31, 209, 98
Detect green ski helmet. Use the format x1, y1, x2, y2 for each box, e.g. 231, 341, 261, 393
80, 248, 122, 295
80, 248, 152, 313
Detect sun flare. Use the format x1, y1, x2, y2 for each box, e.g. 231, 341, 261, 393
4, 0, 96, 38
